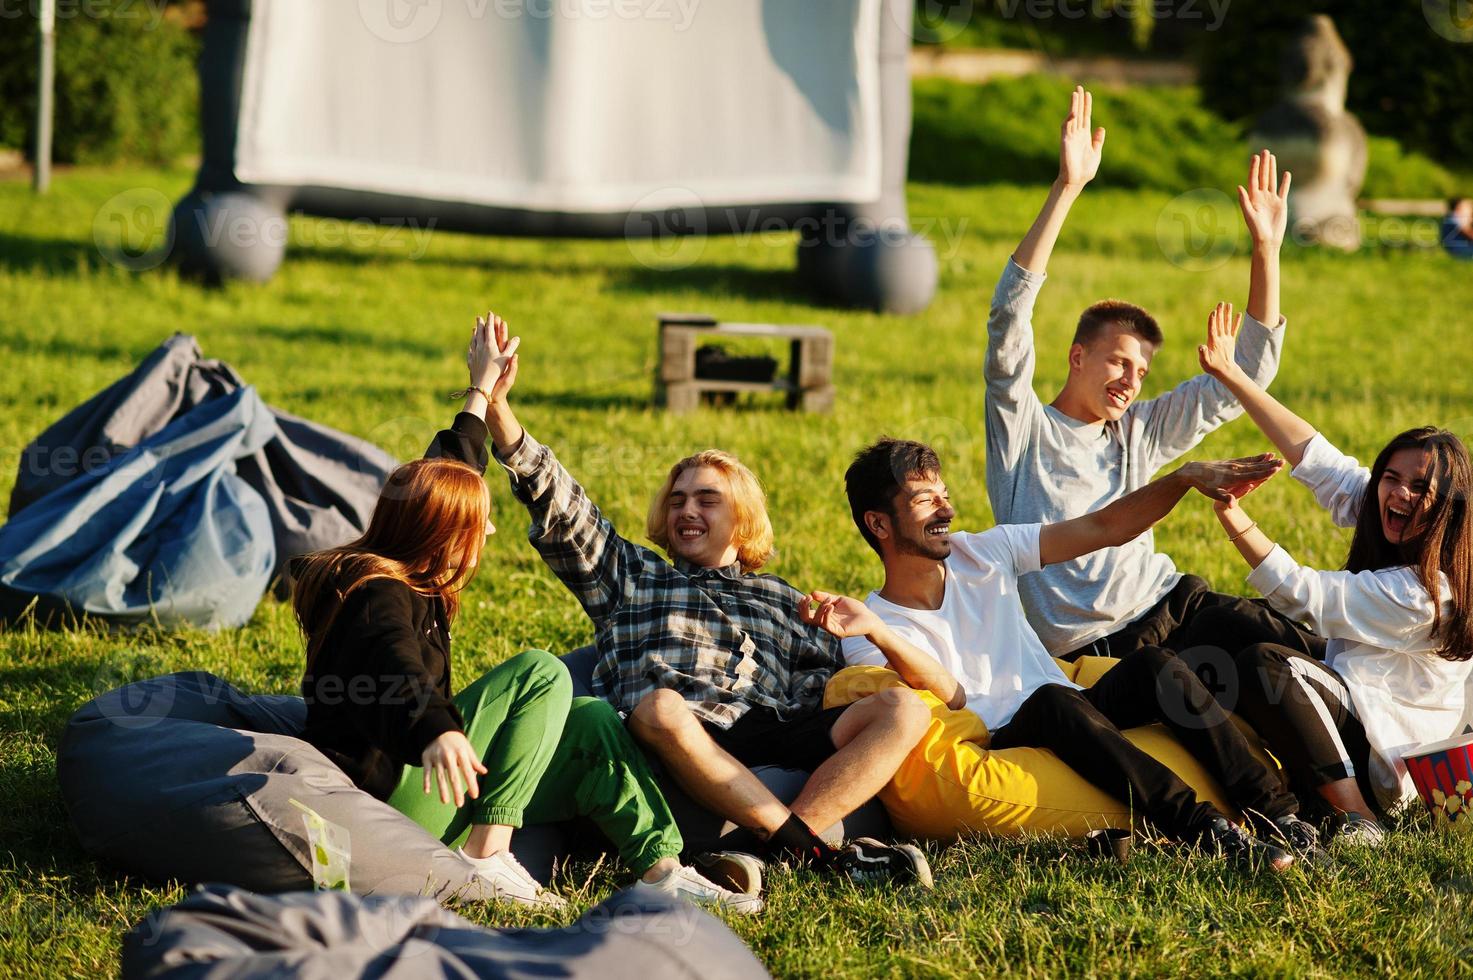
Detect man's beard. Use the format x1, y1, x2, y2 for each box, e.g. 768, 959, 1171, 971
895, 525, 950, 560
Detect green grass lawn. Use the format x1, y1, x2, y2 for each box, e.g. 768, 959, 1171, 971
3, 167, 1473, 976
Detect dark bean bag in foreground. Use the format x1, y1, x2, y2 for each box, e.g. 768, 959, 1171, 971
121, 884, 770, 979
57, 671, 498, 901
58, 658, 891, 897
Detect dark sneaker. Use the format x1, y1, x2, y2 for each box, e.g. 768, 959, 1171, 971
1333, 812, 1387, 848
830, 837, 934, 888
1272, 813, 1329, 864
692, 850, 765, 897
1196, 817, 1294, 873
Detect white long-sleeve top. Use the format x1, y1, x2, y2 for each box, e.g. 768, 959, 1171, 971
1245, 433, 1473, 809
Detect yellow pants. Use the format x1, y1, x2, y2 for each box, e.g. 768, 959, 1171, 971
823, 661, 1281, 840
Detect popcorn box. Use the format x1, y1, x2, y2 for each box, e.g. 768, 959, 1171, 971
1403, 733, 1473, 832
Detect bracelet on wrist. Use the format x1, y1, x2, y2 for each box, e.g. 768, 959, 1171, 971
451, 385, 491, 402
1227, 521, 1258, 543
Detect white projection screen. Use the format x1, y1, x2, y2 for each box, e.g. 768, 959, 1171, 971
233, 0, 883, 212
175, 0, 938, 312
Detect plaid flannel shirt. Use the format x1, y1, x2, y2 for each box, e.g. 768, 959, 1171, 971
498, 431, 843, 728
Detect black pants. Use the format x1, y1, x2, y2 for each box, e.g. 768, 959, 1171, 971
703, 704, 847, 773
1062, 575, 1293, 663
1178, 605, 1376, 814
989, 646, 1298, 839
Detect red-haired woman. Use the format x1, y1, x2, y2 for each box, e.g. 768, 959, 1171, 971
295, 316, 760, 912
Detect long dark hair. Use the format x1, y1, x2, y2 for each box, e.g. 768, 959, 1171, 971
293, 457, 489, 667
1344, 427, 1473, 661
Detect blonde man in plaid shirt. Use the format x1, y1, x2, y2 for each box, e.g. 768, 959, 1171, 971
478, 313, 934, 886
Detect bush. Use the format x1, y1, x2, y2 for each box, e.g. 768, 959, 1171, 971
1196, 1, 1473, 173
908, 75, 1466, 200
1361, 136, 1462, 201
911, 0, 1215, 56
0, 3, 199, 166
911, 75, 1241, 190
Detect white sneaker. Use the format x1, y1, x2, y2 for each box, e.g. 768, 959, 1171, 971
1334, 813, 1387, 848
456, 847, 567, 908
692, 850, 765, 896
631, 865, 764, 915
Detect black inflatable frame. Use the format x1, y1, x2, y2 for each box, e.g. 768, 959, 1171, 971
172, 0, 937, 314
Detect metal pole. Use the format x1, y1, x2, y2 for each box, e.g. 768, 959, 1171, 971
34, 0, 55, 194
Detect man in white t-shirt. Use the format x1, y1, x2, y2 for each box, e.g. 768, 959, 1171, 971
803, 437, 1320, 868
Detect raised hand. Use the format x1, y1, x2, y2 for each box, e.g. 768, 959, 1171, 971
468, 310, 520, 402
1180, 453, 1283, 503
1238, 149, 1291, 249
799, 590, 881, 640
1058, 85, 1106, 189
1197, 301, 1243, 381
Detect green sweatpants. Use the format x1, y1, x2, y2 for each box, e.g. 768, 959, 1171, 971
387, 649, 683, 874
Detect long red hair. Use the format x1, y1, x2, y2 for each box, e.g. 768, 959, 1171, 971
293, 457, 490, 666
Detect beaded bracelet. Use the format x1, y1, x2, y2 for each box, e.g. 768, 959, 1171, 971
1227, 521, 1258, 543
450, 385, 492, 402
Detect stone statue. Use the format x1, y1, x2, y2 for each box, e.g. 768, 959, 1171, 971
1249, 15, 1367, 250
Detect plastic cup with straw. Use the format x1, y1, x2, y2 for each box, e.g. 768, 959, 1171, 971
289, 798, 352, 891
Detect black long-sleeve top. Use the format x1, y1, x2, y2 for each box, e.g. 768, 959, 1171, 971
298, 411, 491, 800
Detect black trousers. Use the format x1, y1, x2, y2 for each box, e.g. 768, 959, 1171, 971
1062, 574, 1296, 663
989, 646, 1299, 839
1178, 604, 1377, 814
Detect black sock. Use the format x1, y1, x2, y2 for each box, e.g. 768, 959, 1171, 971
763, 813, 834, 865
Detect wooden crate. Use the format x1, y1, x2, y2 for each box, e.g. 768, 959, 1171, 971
656, 313, 834, 414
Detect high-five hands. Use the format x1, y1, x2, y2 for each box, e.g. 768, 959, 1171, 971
468, 311, 520, 403
800, 590, 882, 640
1239, 149, 1291, 249
1179, 454, 1283, 505
1059, 85, 1106, 189
1197, 301, 1243, 382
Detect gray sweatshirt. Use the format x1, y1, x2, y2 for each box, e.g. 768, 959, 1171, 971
984, 258, 1285, 654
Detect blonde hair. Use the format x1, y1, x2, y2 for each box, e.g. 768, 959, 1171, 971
646, 450, 775, 572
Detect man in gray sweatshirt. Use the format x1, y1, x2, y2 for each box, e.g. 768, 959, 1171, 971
986, 85, 1293, 660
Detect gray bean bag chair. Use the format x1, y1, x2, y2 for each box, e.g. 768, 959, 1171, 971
0, 388, 279, 631
7, 333, 396, 617
122, 884, 769, 979
57, 671, 498, 902
58, 656, 891, 896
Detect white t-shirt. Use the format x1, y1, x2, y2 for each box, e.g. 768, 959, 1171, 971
840, 524, 1079, 731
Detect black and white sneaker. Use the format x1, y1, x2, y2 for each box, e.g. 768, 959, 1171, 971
1196, 817, 1294, 873
1333, 812, 1387, 848
830, 837, 934, 888
1272, 813, 1329, 864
